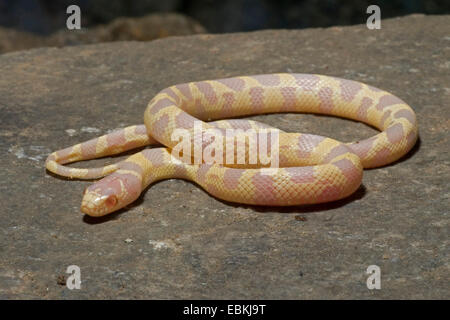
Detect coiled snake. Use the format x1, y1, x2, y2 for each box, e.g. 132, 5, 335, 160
45, 73, 418, 216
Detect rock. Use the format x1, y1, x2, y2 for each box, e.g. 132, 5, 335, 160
0, 14, 448, 299
0, 13, 206, 54
0, 26, 44, 53
47, 12, 207, 46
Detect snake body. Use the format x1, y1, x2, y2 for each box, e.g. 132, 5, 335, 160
45, 73, 418, 216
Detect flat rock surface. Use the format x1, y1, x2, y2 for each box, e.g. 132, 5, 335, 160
0, 14, 448, 299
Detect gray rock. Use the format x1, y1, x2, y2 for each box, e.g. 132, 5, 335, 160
0, 14, 448, 299
0, 13, 206, 54
0, 26, 44, 53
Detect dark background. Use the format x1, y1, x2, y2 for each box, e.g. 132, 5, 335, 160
1, 0, 449, 35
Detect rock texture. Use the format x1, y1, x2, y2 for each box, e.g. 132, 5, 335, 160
0, 14, 448, 299
0, 13, 206, 54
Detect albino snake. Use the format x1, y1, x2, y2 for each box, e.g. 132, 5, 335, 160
45, 73, 418, 216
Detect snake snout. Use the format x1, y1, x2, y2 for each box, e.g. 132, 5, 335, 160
80, 172, 141, 217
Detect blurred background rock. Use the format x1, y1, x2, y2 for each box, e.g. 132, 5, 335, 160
0, 0, 449, 53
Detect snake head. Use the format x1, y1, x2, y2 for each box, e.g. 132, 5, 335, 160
81, 171, 142, 217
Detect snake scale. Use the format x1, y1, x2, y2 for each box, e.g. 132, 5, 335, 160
45, 73, 418, 216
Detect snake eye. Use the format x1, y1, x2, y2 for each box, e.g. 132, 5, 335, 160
106, 195, 118, 208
